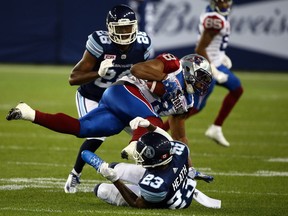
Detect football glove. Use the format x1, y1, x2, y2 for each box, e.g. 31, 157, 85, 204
162, 75, 181, 100
129, 117, 150, 130
98, 59, 114, 77
222, 54, 232, 69
210, 64, 228, 84
162, 90, 187, 114
99, 162, 119, 182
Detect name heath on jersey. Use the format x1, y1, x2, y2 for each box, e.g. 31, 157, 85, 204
172, 165, 188, 191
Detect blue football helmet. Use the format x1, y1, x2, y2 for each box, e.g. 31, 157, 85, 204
180, 54, 213, 95
210, 0, 233, 16
106, 4, 138, 45
134, 132, 173, 168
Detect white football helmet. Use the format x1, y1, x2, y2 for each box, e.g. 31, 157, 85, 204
180, 54, 213, 95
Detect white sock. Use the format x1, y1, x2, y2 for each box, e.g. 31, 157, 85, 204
71, 168, 81, 176
16, 103, 35, 121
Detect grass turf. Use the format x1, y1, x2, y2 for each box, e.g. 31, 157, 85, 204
0, 64, 287, 215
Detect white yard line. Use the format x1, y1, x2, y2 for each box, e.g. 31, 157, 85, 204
1, 168, 288, 192
268, 158, 288, 162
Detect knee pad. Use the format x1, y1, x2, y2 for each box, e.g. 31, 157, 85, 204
94, 183, 128, 206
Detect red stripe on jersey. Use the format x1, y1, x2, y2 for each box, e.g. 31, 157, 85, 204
124, 83, 155, 112
156, 53, 181, 74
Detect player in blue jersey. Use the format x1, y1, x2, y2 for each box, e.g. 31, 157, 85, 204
66, 4, 153, 193
81, 117, 221, 209
6, 53, 213, 189
163, 0, 243, 147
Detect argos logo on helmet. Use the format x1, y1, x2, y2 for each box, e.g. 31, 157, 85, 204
144, 146, 155, 159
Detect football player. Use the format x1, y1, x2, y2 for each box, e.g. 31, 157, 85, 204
6, 53, 213, 186
163, 0, 243, 147
65, 4, 153, 193
81, 117, 220, 209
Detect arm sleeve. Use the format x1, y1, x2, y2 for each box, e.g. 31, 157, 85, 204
156, 53, 181, 74
202, 13, 225, 33
86, 31, 104, 58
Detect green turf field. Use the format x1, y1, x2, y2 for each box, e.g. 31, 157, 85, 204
0, 64, 287, 216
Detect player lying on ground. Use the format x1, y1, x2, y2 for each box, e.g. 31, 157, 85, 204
82, 117, 220, 209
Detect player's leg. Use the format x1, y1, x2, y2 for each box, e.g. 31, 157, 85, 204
6, 101, 121, 138
74, 84, 158, 138
105, 84, 164, 160
109, 162, 146, 184
6, 102, 81, 136
64, 92, 105, 193
81, 149, 141, 206
76, 84, 161, 139
6, 88, 128, 138
64, 139, 103, 193
94, 183, 140, 206
205, 65, 243, 147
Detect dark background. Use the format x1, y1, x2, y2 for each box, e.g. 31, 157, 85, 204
0, 0, 287, 71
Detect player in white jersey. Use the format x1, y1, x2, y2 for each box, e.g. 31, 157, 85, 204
195, 0, 243, 147
198, 2, 230, 67
81, 117, 221, 209
64, 4, 153, 193
164, 0, 243, 147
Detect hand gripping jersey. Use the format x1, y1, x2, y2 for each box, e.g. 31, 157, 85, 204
138, 141, 196, 209
116, 53, 194, 116
197, 6, 230, 67
78, 30, 153, 101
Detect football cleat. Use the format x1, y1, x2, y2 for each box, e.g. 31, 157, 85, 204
6, 102, 35, 121
189, 167, 214, 183
6, 107, 22, 120
121, 150, 129, 160
120, 141, 136, 160
205, 124, 230, 147
64, 172, 81, 193
194, 171, 214, 183
81, 150, 104, 171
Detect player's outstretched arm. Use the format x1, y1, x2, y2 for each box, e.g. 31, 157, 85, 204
129, 117, 173, 141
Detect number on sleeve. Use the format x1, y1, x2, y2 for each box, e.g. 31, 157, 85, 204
137, 32, 149, 44
203, 16, 224, 30
96, 30, 111, 44
171, 142, 186, 155
162, 53, 177, 61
